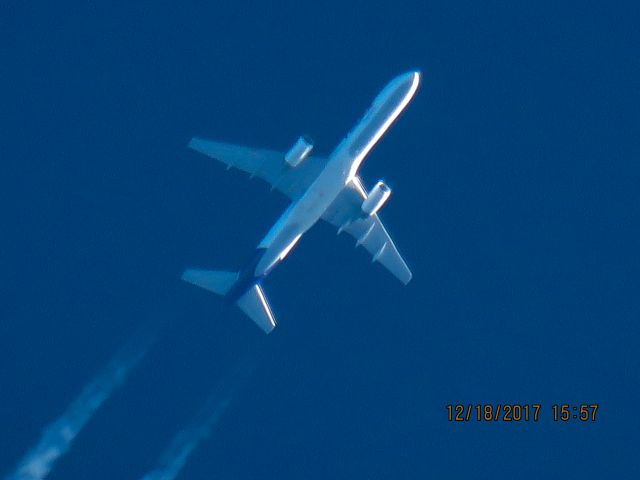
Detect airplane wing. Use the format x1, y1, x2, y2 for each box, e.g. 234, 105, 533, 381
188, 137, 327, 199
321, 177, 413, 284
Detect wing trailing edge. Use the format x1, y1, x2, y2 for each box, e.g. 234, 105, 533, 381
322, 177, 413, 284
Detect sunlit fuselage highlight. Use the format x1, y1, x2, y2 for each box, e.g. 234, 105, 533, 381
234, 71, 421, 297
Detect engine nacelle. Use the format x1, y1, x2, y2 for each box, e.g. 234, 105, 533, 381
284, 135, 314, 167
362, 181, 392, 216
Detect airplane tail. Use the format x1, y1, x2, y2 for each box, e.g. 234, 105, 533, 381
182, 269, 277, 334
182, 269, 239, 296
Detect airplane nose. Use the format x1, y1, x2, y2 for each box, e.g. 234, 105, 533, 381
404, 70, 421, 89
395, 70, 421, 101
390, 71, 421, 95
402, 70, 420, 80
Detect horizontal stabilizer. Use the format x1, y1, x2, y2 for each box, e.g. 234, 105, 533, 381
236, 284, 276, 334
182, 269, 239, 296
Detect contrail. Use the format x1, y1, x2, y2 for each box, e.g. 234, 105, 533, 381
140, 350, 259, 480
139, 392, 233, 480
6, 332, 154, 480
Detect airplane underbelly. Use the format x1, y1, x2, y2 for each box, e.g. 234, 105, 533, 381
254, 177, 343, 277
255, 223, 303, 277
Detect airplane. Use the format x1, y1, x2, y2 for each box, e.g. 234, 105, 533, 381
182, 71, 421, 333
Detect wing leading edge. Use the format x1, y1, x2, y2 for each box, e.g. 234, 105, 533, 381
322, 177, 412, 284
188, 137, 327, 200
188, 139, 411, 284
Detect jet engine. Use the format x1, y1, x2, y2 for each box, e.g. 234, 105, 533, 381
362, 181, 392, 216
284, 135, 314, 167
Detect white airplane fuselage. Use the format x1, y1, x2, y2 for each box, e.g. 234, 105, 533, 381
226, 71, 420, 302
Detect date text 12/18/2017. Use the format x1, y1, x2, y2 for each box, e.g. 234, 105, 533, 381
446, 404, 599, 422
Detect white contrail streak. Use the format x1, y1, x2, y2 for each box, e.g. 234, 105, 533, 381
6, 333, 153, 480
139, 350, 258, 480
139, 392, 233, 480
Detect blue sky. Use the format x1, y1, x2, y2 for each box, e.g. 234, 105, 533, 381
1, 1, 639, 478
